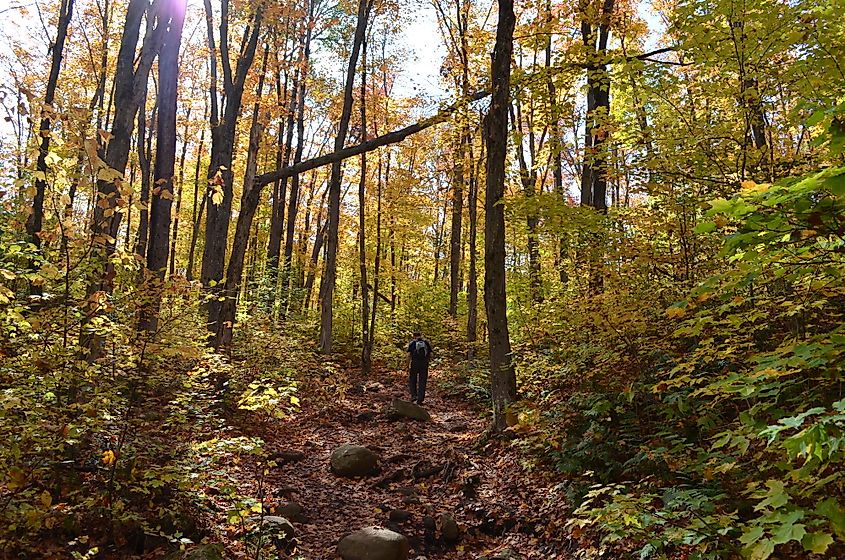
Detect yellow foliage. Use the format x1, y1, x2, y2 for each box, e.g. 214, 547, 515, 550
101, 450, 116, 466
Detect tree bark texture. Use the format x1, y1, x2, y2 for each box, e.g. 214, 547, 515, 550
484, 0, 517, 431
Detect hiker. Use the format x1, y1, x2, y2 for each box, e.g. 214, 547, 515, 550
406, 331, 433, 405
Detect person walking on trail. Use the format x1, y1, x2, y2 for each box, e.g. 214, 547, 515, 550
407, 331, 433, 405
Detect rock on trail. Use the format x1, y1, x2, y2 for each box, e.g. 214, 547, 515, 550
330, 443, 379, 477
389, 398, 431, 421
337, 526, 410, 560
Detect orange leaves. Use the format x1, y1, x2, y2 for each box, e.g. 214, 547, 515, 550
101, 450, 116, 466
665, 306, 686, 319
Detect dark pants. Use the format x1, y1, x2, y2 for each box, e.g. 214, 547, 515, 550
409, 364, 428, 404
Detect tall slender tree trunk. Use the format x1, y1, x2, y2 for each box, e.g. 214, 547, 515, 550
82, 0, 164, 358
215, 42, 270, 349
579, 0, 613, 213
358, 35, 371, 370
268, 41, 300, 313
547, 2, 567, 284
389, 219, 396, 313
280, 7, 314, 320
186, 104, 207, 281
27, 0, 75, 265
485, 0, 517, 431
200, 0, 263, 337
170, 106, 192, 276
448, 141, 464, 317
304, 198, 328, 312
142, 0, 187, 331
319, 0, 372, 354
134, 93, 155, 260
511, 99, 543, 303
466, 134, 479, 343
368, 147, 386, 355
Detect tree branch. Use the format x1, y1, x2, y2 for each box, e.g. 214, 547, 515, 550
254, 90, 489, 187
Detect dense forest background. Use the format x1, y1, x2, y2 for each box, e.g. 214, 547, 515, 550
0, 0, 844, 557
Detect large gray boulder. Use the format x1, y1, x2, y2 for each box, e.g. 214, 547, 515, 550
337, 527, 409, 560
439, 513, 459, 543
389, 398, 431, 421
330, 444, 379, 477
245, 515, 296, 549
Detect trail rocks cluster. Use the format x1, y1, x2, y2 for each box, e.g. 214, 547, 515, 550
178, 366, 558, 559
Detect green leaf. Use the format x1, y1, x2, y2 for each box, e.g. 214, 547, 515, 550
694, 221, 717, 234
801, 531, 833, 554
739, 525, 765, 545
823, 170, 845, 196
771, 521, 805, 545
806, 110, 826, 127
749, 538, 775, 560
816, 498, 845, 539
755, 480, 789, 511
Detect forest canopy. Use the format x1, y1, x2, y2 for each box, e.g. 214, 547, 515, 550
0, 0, 844, 557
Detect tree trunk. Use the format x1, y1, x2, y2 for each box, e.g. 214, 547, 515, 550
186, 104, 207, 281
170, 106, 192, 276
268, 40, 299, 313
27, 0, 75, 263
358, 35, 371, 370
547, 0, 568, 284
90, 0, 163, 270
200, 0, 263, 338
141, 0, 187, 331
448, 138, 464, 317
368, 147, 386, 357
134, 92, 155, 260
466, 133, 479, 343
304, 202, 328, 312
280, 7, 314, 320
81, 0, 164, 358
484, 0, 517, 431
215, 41, 271, 349
511, 100, 543, 303
319, 0, 372, 354
579, 0, 613, 213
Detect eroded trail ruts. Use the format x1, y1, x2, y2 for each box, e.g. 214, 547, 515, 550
248, 365, 570, 559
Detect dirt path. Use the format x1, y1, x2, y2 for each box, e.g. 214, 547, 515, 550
231, 365, 570, 559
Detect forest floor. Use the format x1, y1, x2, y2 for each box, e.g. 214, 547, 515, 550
199, 363, 573, 560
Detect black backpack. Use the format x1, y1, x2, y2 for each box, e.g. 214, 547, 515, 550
413, 340, 428, 359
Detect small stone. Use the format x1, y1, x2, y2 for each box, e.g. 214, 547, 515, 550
489, 548, 521, 560
357, 411, 378, 422
422, 515, 436, 531
439, 513, 459, 543
389, 398, 431, 421
164, 544, 224, 560
331, 444, 379, 478
337, 526, 409, 560
365, 381, 385, 392
396, 486, 417, 496
269, 450, 305, 463
402, 495, 421, 505
389, 509, 412, 522
245, 516, 296, 550
276, 501, 307, 523
412, 460, 443, 479
273, 485, 297, 497
444, 421, 468, 433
